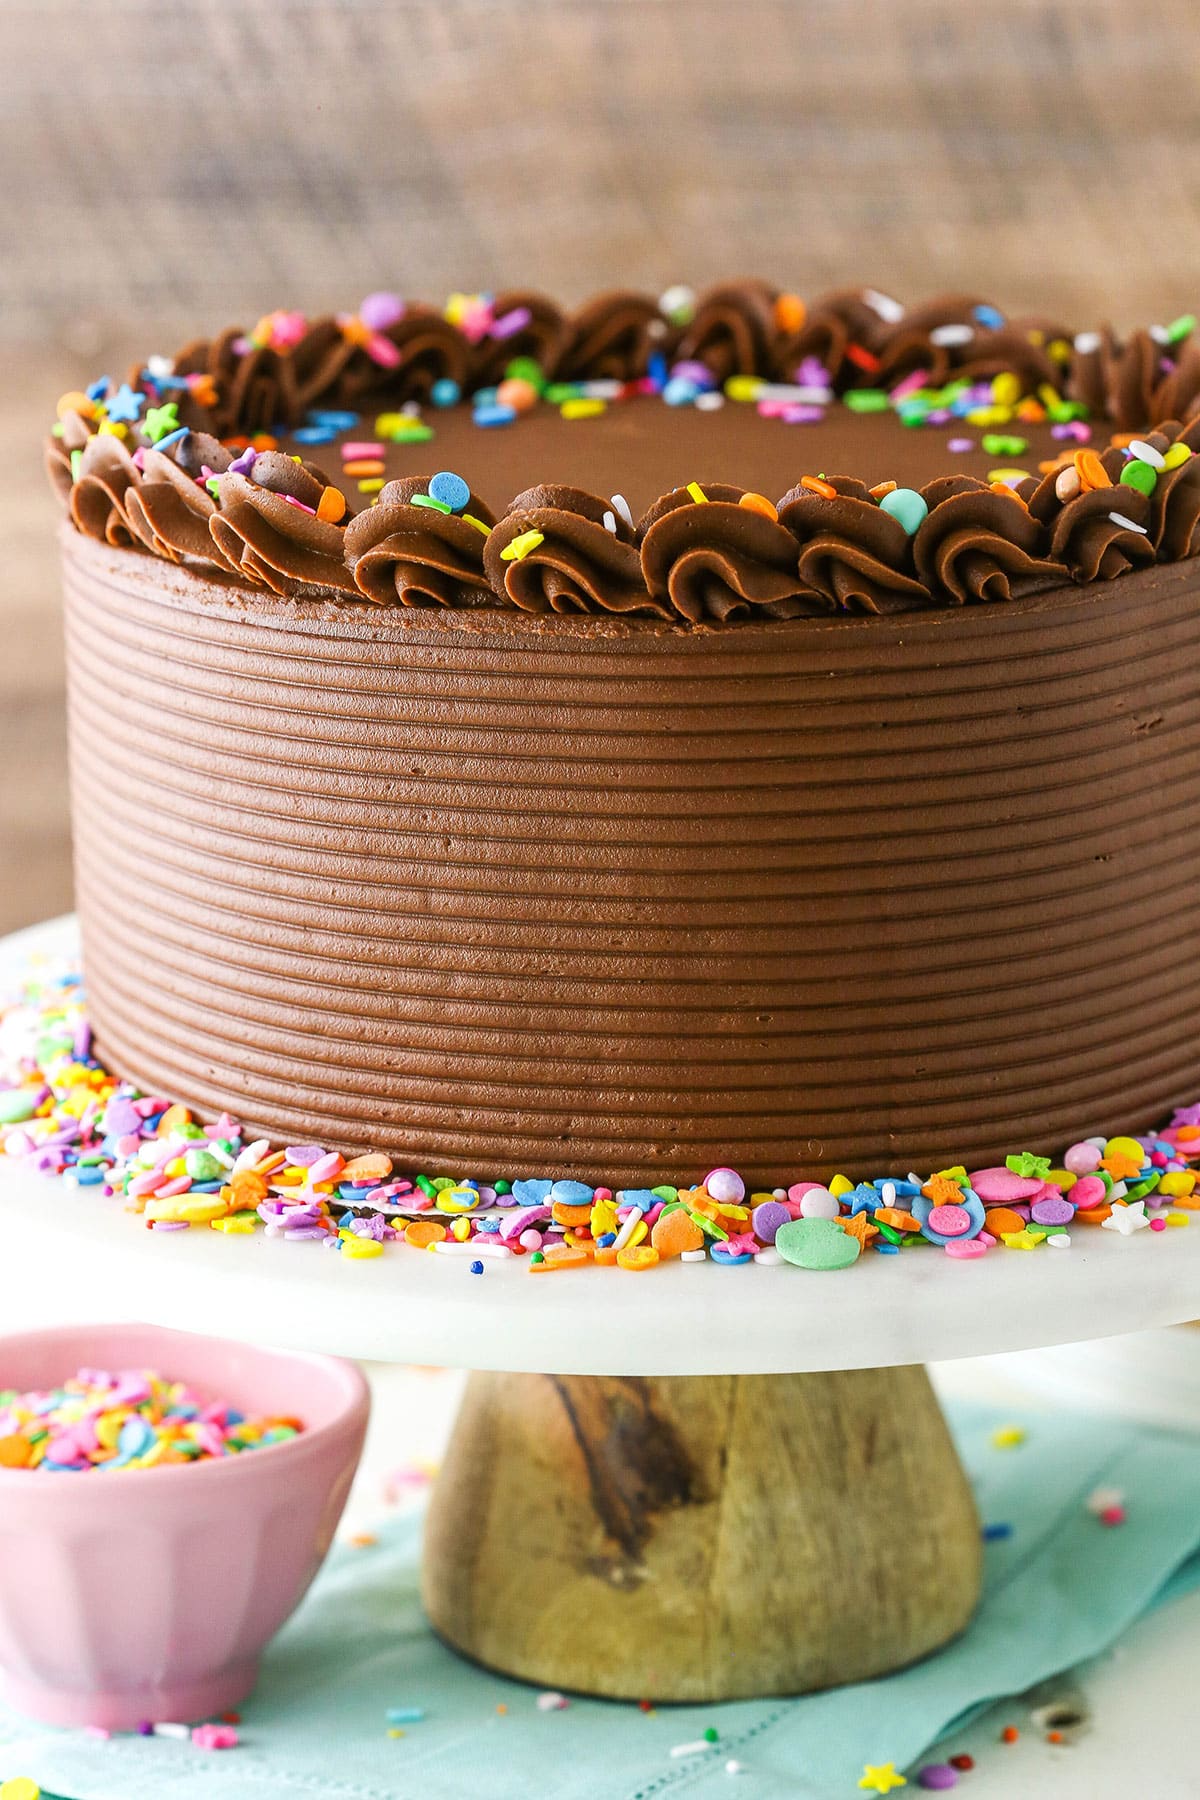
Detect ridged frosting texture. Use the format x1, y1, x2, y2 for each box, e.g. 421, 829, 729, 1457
64, 531, 1200, 1186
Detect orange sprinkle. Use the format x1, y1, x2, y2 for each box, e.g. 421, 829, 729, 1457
1002, 1726, 1020, 1744
316, 486, 347, 523
1073, 448, 1111, 491
342, 459, 385, 477
341, 317, 372, 347
552, 1199, 593, 1227
191, 375, 219, 409
875, 1207, 922, 1233
800, 475, 838, 499
251, 433, 279, 451
869, 479, 898, 498
57, 390, 95, 421
0, 1435, 32, 1469
405, 1218, 447, 1250
739, 491, 779, 522
990, 481, 1030, 508
773, 292, 807, 335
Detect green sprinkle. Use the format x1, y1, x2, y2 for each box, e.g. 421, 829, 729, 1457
504, 356, 546, 392
843, 389, 890, 413
70, 449, 83, 482
1120, 460, 1157, 497
206, 476, 221, 499
543, 382, 584, 405
494, 1179, 512, 1195
1167, 313, 1197, 345
410, 493, 453, 515
982, 433, 1028, 457
1006, 1152, 1051, 1178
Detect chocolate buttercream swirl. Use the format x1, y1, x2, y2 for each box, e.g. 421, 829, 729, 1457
67, 434, 142, 549
777, 477, 928, 614
291, 309, 471, 413
124, 447, 225, 568
783, 289, 890, 387
209, 471, 359, 596
639, 484, 817, 623
173, 328, 300, 434
344, 476, 497, 608
484, 485, 655, 617
469, 292, 566, 387
671, 281, 780, 383
1156, 345, 1200, 426
1046, 487, 1155, 583
912, 481, 1066, 605
551, 291, 663, 383
1068, 327, 1169, 431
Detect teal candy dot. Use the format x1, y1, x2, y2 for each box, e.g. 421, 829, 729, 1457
1120, 460, 1158, 497
0, 1088, 39, 1125
878, 487, 928, 535
430, 378, 461, 408
775, 1217, 861, 1271
428, 470, 471, 514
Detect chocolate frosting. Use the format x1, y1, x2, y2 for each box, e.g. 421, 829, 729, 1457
550, 291, 663, 383
470, 291, 566, 388
639, 485, 816, 622
670, 281, 780, 382
64, 530, 1200, 1184
911, 483, 1066, 605
777, 478, 927, 614
345, 477, 497, 608
209, 471, 359, 595
484, 485, 654, 617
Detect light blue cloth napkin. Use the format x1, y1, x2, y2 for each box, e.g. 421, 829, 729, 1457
4, 1401, 1200, 1800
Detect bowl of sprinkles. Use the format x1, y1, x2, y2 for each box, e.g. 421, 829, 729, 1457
0, 1321, 368, 1729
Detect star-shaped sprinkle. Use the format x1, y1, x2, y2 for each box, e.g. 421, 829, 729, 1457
1101, 1201, 1150, 1236
1006, 1152, 1051, 1179
142, 401, 180, 443
1001, 1229, 1041, 1250
105, 383, 145, 424
858, 1764, 907, 1794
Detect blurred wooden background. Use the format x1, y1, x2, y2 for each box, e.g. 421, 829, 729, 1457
3, 0, 1199, 933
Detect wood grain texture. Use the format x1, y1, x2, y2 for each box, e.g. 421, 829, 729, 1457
422, 1367, 981, 1700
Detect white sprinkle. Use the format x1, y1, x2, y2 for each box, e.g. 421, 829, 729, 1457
760, 382, 832, 405
863, 288, 905, 323
1074, 331, 1102, 355
752, 1247, 781, 1265
401, 400, 422, 417
431, 1239, 512, 1258
682, 1247, 709, 1262
671, 1738, 716, 1758
602, 510, 617, 535
1087, 1485, 1125, 1516
772, 1187, 787, 1199
1150, 323, 1171, 345
1046, 1231, 1072, 1249
881, 1181, 897, 1206
1107, 1178, 1130, 1199
695, 390, 725, 411
536, 1690, 569, 1711
153, 1722, 191, 1740
659, 284, 696, 321
930, 323, 975, 348
609, 492, 634, 530
1108, 512, 1148, 535
612, 1206, 644, 1251
582, 379, 624, 401
1129, 438, 1166, 470
725, 1760, 743, 1776
146, 354, 175, 380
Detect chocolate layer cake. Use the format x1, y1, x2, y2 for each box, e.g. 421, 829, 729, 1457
49, 284, 1200, 1184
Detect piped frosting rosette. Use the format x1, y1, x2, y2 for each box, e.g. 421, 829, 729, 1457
483, 485, 654, 616
638, 483, 818, 623
345, 475, 497, 608
776, 476, 928, 614
209, 451, 358, 595
911, 477, 1066, 605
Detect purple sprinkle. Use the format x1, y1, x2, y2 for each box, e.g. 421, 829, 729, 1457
779, 404, 825, 424
285, 1145, 326, 1166
796, 357, 830, 387
947, 436, 975, 453
359, 291, 405, 332
150, 1220, 190, 1232
490, 306, 533, 340
669, 360, 717, 390
228, 445, 258, 477
917, 1767, 959, 1791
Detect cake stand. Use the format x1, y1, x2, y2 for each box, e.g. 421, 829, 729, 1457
5, 916, 1200, 1702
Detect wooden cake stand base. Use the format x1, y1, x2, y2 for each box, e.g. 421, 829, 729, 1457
423, 1366, 980, 1701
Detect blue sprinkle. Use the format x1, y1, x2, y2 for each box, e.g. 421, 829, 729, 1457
469, 1260, 484, 1275
473, 402, 516, 428
596, 1232, 616, 1248
663, 376, 700, 407
431, 378, 461, 408
150, 425, 189, 454
338, 1210, 356, 1228
76, 1166, 107, 1185
86, 376, 112, 402
307, 409, 361, 431
617, 1189, 661, 1209
973, 304, 1006, 329
647, 350, 668, 390
874, 1241, 901, 1254
550, 1179, 594, 1206
983, 1522, 1013, 1541
428, 470, 471, 514
293, 425, 338, 445
512, 1177, 554, 1207
387, 1707, 426, 1725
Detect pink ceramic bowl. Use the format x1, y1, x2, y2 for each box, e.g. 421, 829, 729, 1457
0, 1321, 369, 1729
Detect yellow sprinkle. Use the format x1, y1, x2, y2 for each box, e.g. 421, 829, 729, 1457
987, 469, 1031, 486
499, 529, 544, 563
97, 420, 128, 439
686, 481, 709, 504
357, 478, 385, 494
724, 376, 765, 403
991, 372, 1022, 407
341, 1236, 384, 1260
560, 397, 606, 420
828, 1173, 853, 1197
1166, 1211, 1191, 1227
387, 1727, 405, 1739
461, 513, 492, 537
991, 1424, 1027, 1449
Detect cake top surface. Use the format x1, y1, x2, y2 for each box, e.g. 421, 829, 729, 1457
47, 282, 1200, 622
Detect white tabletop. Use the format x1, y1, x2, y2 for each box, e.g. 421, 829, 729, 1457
4, 916, 1199, 1374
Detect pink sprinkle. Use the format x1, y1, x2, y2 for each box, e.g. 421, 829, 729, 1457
192, 1722, 239, 1750
341, 442, 385, 460
308, 1151, 346, 1183
1150, 1216, 1167, 1231
128, 1169, 166, 1198
154, 1175, 193, 1199
889, 369, 931, 401
365, 331, 402, 369
283, 495, 317, 516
